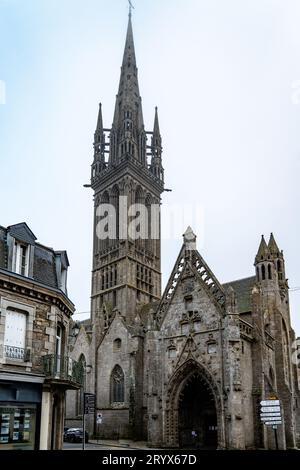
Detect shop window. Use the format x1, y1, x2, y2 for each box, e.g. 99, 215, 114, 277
0, 405, 37, 450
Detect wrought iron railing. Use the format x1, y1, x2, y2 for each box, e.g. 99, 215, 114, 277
42, 354, 84, 386
4, 345, 30, 361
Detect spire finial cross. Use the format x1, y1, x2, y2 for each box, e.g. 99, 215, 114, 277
128, 0, 134, 17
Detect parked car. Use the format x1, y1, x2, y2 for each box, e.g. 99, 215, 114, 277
63, 428, 88, 443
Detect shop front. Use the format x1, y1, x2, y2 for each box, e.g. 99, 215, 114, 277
0, 374, 43, 450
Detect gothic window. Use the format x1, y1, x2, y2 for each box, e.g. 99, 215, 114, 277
261, 264, 266, 281
269, 366, 275, 387
277, 260, 283, 280
111, 185, 120, 240
256, 266, 260, 281
113, 338, 122, 352
145, 195, 152, 253
111, 365, 125, 403
282, 321, 290, 385
99, 191, 110, 252
268, 264, 272, 280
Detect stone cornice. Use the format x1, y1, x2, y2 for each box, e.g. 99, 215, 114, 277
0, 268, 74, 316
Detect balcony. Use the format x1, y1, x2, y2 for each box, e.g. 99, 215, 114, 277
42, 355, 84, 389
4, 345, 31, 362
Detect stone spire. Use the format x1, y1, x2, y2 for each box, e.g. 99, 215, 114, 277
255, 235, 269, 264
94, 103, 105, 154
91, 103, 106, 178
109, 13, 146, 165
268, 233, 280, 257
150, 107, 164, 181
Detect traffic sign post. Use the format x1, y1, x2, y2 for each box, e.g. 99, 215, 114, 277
82, 393, 95, 450
84, 393, 96, 414
260, 398, 282, 450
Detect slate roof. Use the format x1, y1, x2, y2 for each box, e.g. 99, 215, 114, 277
33, 244, 58, 288
8, 222, 37, 245
223, 276, 256, 313
0, 222, 68, 291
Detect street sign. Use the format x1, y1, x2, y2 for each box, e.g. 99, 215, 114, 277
265, 421, 282, 426
260, 398, 282, 450
261, 406, 280, 413
261, 415, 281, 421
84, 393, 95, 414
260, 400, 280, 407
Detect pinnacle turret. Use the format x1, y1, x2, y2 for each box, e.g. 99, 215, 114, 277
268, 233, 281, 257
150, 107, 164, 181
255, 235, 269, 264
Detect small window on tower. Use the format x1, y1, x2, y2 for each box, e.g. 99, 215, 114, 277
181, 323, 189, 335
113, 338, 122, 352
207, 342, 217, 354
168, 348, 176, 359
268, 264, 272, 280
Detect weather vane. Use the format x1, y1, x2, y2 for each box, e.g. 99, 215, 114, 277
128, 0, 135, 16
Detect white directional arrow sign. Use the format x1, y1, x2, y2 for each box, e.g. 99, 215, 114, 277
260, 399, 282, 428
261, 406, 280, 413
265, 421, 282, 426
260, 400, 280, 407
261, 416, 282, 422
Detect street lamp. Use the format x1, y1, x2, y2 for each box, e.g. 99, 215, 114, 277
70, 322, 80, 338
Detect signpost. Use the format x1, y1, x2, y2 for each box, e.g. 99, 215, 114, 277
83, 393, 95, 450
260, 398, 282, 450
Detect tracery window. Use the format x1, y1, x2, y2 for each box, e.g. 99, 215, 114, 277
111, 365, 125, 403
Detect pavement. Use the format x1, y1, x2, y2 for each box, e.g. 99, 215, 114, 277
64, 439, 149, 450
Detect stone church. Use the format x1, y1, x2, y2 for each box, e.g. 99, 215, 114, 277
66, 13, 300, 449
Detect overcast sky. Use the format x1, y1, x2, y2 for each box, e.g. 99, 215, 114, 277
0, 0, 300, 335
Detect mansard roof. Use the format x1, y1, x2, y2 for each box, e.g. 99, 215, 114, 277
0, 222, 70, 291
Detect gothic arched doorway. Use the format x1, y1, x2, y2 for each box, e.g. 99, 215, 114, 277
165, 360, 222, 449
178, 372, 218, 449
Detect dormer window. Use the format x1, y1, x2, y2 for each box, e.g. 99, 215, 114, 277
14, 242, 29, 276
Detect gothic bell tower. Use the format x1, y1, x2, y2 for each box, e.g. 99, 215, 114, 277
90, 12, 164, 329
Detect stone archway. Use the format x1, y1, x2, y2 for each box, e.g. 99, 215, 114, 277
164, 359, 223, 448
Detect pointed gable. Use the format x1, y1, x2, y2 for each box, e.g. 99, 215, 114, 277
8, 222, 37, 245
156, 228, 225, 327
